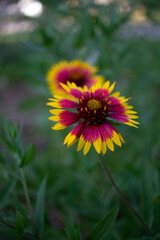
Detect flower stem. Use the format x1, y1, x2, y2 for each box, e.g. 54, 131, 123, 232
20, 169, 42, 240
20, 169, 33, 221
15, 154, 41, 239
98, 154, 154, 237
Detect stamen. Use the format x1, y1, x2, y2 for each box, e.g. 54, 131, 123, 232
77, 95, 109, 124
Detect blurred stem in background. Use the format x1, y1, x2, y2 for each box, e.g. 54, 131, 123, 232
0, 122, 43, 240
15, 145, 42, 240
19, 168, 33, 222
19, 167, 42, 240
98, 154, 155, 238
14, 143, 42, 240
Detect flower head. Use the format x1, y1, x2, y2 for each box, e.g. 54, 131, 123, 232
47, 81, 139, 155
47, 60, 104, 96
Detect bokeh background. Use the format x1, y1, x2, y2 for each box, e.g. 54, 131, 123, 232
0, 0, 160, 239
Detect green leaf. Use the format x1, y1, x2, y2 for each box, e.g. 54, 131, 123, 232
15, 210, 24, 233
16, 208, 30, 228
35, 178, 47, 233
14, 208, 30, 233
85, 205, 119, 240
5, 121, 18, 140
65, 215, 81, 240
0, 121, 23, 156
20, 144, 35, 167
0, 134, 18, 153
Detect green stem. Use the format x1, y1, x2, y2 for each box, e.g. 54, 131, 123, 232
20, 169, 42, 240
16, 155, 33, 219
20, 169, 33, 220
98, 154, 154, 238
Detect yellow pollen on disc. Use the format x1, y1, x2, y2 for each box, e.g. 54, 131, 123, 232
87, 99, 101, 110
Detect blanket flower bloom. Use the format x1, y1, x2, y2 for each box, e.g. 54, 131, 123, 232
47, 60, 104, 96
47, 81, 139, 155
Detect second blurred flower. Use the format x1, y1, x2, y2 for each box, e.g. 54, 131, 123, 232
47, 60, 104, 96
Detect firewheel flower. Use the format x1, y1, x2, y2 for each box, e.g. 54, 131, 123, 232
47, 60, 104, 96
47, 81, 139, 155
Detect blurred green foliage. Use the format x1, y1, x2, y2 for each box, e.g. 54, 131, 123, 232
0, 0, 160, 239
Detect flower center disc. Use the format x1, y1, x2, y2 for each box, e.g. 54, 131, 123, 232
69, 71, 82, 80
87, 99, 101, 110
68, 68, 86, 87
77, 96, 110, 125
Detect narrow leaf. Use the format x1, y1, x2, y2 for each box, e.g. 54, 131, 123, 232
5, 121, 18, 140
35, 178, 47, 232
20, 143, 35, 167
15, 210, 24, 233
85, 205, 119, 240
65, 215, 81, 240
16, 208, 30, 228
0, 134, 17, 153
